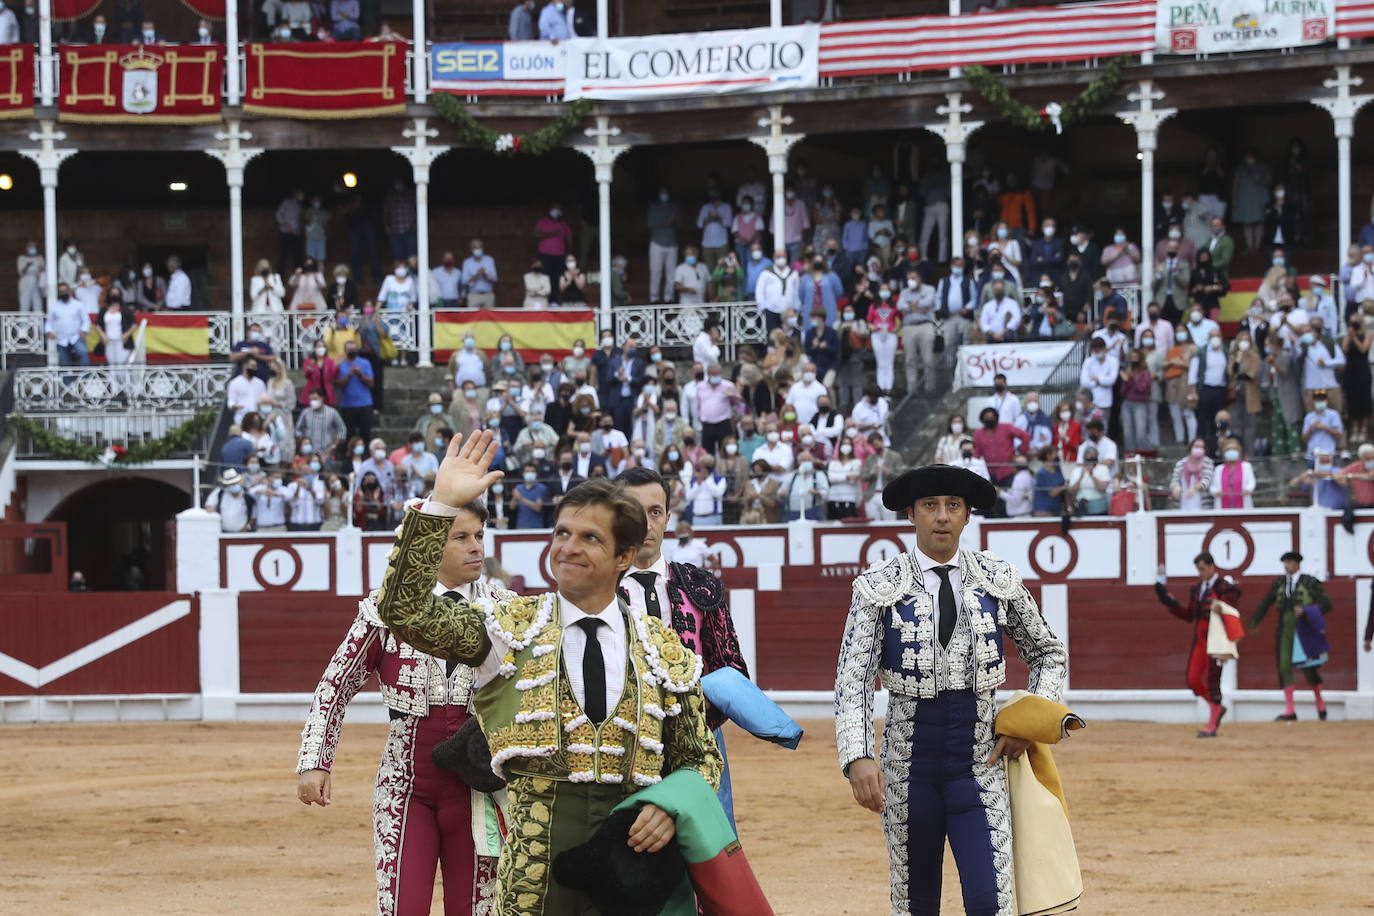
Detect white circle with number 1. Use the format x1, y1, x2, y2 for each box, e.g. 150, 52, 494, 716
1033, 535, 1073, 575
256, 548, 299, 587
863, 538, 906, 567
1207, 529, 1250, 569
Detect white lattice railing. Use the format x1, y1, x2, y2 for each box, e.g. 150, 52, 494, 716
0, 313, 48, 369
608, 301, 766, 360
12, 410, 214, 457
13, 365, 235, 411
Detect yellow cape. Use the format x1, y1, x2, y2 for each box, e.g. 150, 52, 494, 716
995, 690, 1085, 916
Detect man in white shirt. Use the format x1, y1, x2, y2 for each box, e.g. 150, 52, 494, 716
164, 256, 192, 309
679, 364, 703, 434
1091, 319, 1129, 362
1001, 457, 1034, 517
668, 523, 712, 567
1182, 305, 1221, 347
46, 283, 92, 368
204, 469, 254, 532
0, 3, 19, 43
1079, 338, 1119, 413
460, 238, 498, 308
851, 386, 890, 446
1301, 275, 1339, 331
227, 356, 268, 425
696, 192, 733, 270
283, 470, 326, 531
753, 422, 796, 485
682, 458, 728, 526
431, 251, 462, 308
1076, 418, 1119, 468
673, 246, 710, 305
451, 334, 487, 389
1300, 318, 1346, 412
1348, 245, 1374, 305
72, 269, 102, 312
786, 361, 828, 426
986, 374, 1020, 426
978, 282, 1021, 342
754, 248, 799, 334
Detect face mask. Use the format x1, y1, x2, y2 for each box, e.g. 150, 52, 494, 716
961, 451, 973, 460
1224, 449, 1240, 462
371, 449, 386, 461
1364, 460, 1374, 472
1043, 226, 1056, 238
353, 445, 365, 456
94, 22, 105, 35
773, 257, 789, 269
650, 352, 663, 364
633, 447, 646, 457
659, 192, 670, 202
532, 447, 547, 460
509, 386, 523, 398
394, 268, 408, 279
667, 450, 680, 463
1237, 339, 1251, 352
800, 434, 815, 447
766, 431, 780, 444
1190, 311, 1202, 323
565, 260, 577, 271
1314, 400, 1327, 411
802, 371, 816, 384
991, 270, 1005, 281
523, 472, 537, 484
741, 203, 753, 213
409, 441, 425, 454
549, 208, 562, 219
246, 464, 260, 474
684, 255, 698, 266
499, 340, 514, 352
142, 267, 153, 278
1060, 410, 1072, 421
982, 416, 997, 429
1113, 233, 1127, 244
228, 484, 243, 495
1273, 257, 1286, 267
996, 228, 1008, 240
1208, 338, 1222, 350
1302, 333, 1316, 346
578, 406, 591, 415
951, 421, 965, 434
1089, 432, 1102, 443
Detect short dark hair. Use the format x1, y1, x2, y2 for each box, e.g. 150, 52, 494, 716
1194, 551, 1215, 567
408, 432, 424, 444
993, 373, 1006, 383
310, 387, 327, 398
1085, 418, 1105, 431
618, 466, 672, 507
456, 499, 488, 525
554, 478, 648, 558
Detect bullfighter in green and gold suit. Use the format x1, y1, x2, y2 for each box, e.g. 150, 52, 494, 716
375, 430, 722, 916
1250, 550, 1333, 721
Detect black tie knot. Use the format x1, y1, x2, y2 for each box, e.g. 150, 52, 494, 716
574, 617, 604, 638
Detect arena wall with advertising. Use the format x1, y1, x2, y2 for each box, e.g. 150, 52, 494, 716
2, 508, 1372, 724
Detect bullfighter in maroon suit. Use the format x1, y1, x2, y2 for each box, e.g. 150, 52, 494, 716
296, 500, 506, 915
615, 467, 758, 821
1155, 549, 1242, 738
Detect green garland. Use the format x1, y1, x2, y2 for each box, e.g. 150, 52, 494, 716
963, 56, 1129, 133
9, 408, 219, 464
432, 93, 594, 156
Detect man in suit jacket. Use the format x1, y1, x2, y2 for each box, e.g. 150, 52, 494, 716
1263, 189, 1300, 257
1152, 240, 1192, 323
544, 446, 586, 525
572, 431, 608, 479
1027, 218, 1067, 287
606, 335, 645, 433
1249, 550, 1333, 720
1206, 217, 1235, 280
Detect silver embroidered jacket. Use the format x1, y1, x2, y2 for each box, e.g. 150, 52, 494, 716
834, 548, 1067, 772
296, 586, 512, 774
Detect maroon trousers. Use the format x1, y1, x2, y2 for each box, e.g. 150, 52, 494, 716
374, 704, 495, 916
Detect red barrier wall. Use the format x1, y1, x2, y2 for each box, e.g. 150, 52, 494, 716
0, 593, 198, 694
239, 595, 371, 693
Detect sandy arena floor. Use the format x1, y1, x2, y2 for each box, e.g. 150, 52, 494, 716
1, 718, 1370, 915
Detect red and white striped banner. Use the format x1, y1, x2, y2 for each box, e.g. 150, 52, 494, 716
818, 0, 1155, 77
1337, 0, 1374, 37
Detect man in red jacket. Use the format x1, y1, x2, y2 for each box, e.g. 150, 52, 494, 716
1155, 550, 1242, 737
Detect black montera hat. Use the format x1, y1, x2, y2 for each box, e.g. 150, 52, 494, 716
882, 464, 998, 513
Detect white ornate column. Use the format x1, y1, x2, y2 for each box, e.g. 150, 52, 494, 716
575, 117, 631, 332
225, 0, 241, 106
929, 93, 983, 260
750, 106, 804, 252
411, 0, 427, 103
36, 0, 54, 105
205, 121, 264, 342
1122, 82, 1176, 314
1315, 67, 1374, 280
392, 118, 450, 367
18, 121, 77, 307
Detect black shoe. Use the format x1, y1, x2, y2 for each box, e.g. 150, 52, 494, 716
1196, 729, 1217, 738
1318, 709, 1328, 721
1275, 713, 1297, 721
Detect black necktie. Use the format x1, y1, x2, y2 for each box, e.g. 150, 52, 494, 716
443, 589, 464, 677
933, 565, 957, 648
632, 571, 662, 622
573, 618, 607, 723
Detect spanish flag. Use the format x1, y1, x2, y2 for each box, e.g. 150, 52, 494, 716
86, 312, 211, 363
434, 308, 596, 362
1218, 277, 1264, 323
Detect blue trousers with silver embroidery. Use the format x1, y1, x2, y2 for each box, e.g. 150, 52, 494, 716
880, 690, 1013, 916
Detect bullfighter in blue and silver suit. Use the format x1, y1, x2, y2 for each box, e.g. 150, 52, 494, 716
834, 465, 1067, 916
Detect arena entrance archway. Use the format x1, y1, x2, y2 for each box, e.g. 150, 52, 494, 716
46, 477, 190, 591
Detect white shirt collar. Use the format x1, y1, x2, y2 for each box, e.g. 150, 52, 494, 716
433, 580, 472, 599
559, 593, 625, 636
628, 554, 669, 580
1203, 573, 1218, 590
910, 544, 959, 576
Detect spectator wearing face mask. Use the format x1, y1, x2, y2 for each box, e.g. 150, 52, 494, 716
755, 247, 800, 334
249, 258, 286, 313
1001, 456, 1035, 518
229, 321, 275, 383
825, 437, 862, 519
865, 285, 900, 395
785, 360, 828, 428
1058, 253, 1093, 323
1135, 303, 1176, 354
1300, 274, 1338, 331
1051, 400, 1082, 465
1153, 240, 1191, 325
46, 282, 91, 369
783, 187, 811, 263
1027, 219, 1066, 287
683, 458, 727, 526
753, 421, 795, 486
205, 469, 255, 533
1032, 446, 1068, 517
289, 258, 327, 311
295, 388, 345, 460
933, 414, 967, 465
1118, 348, 1154, 452
1170, 438, 1215, 511
951, 437, 991, 484
535, 202, 572, 303
559, 255, 587, 306
375, 261, 415, 313
978, 281, 1021, 344
1100, 227, 1142, 285
972, 406, 1030, 484
1300, 320, 1345, 414
249, 471, 288, 532
696, 366, 742, 457
1080, 338, 1119, 418
1078, 417, 1118, 471
672, 246, 709, 305
1013, 392, 1053, 453
778, 449, 828, 521
1154, 221, 1198, 269
798, 257, 842, 336
1222, 329, 1261, 454
1187, 331, 1229, 452
695, 189, 733, 271
227, 358, 267, 426
1301, 389, 1344, 465
537, 0, 570, 38
1067, 448, 1112, 515
334, 341, 374, 441
986, 374, 1020, 426
859, 431, 906, 520
729, 196, 765, 268
1210, 438, 1255, 508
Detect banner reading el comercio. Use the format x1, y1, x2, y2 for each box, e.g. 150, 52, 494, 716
562, 25, 819, 101
1156, 0, 1334, 53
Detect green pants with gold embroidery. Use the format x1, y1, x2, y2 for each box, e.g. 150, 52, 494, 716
497, 776, 635, 916
1275, 612, 1322, 688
